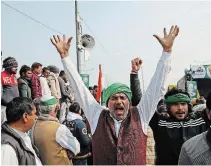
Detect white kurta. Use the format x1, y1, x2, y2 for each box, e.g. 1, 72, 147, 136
62, 51, 171, 135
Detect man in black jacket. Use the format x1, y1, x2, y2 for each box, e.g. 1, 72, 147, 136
130, 74, 211, 165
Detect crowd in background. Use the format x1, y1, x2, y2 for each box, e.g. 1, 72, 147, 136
1, 25, 211, 165
1, 56, 98, 165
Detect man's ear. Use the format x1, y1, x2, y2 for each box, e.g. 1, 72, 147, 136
22, 113, 28, 123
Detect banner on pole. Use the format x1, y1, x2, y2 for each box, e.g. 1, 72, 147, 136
191, 65, 211, 79
80, 74, 89, 88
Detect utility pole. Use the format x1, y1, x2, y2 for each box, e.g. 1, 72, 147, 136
75, 0, 83, 74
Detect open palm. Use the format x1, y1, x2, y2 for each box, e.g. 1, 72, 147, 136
50, 35, 73, 58
153, 25, 179, 52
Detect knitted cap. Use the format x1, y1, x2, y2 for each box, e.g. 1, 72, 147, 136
3, 57, 18, 69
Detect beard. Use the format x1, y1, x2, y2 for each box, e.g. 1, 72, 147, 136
10, 69, 17, 74
169, 109, 188, 120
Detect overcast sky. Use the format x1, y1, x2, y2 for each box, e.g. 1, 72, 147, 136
2, 1, 211, 90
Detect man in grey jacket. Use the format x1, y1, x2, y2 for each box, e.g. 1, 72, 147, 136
1, 97, 41, 165
178, 91, 211, 165
18, 65, 32, 98
58, 70, 74, 122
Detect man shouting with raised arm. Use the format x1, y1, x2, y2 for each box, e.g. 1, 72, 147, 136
50, 25, 179, 165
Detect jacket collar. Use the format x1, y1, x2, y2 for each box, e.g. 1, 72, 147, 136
38, 114, 59, 122
66, 112, 82, 121
2, 123, 34, 153
18, 77, 30, 85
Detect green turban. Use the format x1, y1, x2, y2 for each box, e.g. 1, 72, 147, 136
103, 83, 132, 105
164, 93, 191, 105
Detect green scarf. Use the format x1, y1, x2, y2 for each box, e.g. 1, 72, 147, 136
164, 93, 191, 105
103, 83, 132, 105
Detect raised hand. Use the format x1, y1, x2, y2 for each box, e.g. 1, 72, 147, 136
153, 25, 179, 53
131, 58, 143, 73
50, 35, 73, 58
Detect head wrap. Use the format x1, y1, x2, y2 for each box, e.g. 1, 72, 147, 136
103, 83, 131, 105
164, 93, 191, 105
47, 65, 60, 74
3, 57, 18, 69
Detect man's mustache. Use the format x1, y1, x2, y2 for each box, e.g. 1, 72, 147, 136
114, 104, 124, 110
175, 110, 186, 114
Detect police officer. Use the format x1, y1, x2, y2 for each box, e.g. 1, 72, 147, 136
63, 102, 92, 165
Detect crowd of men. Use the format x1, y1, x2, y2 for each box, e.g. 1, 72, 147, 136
1, 25, 211, 165
1, 55, 98, 165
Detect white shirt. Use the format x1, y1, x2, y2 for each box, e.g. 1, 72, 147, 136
1, 144, 18, 165
40, 76, 51, 96
1, 128, 42, 166
55, 124, 80, 155
62, 51, 171, 135
111, 115, 123, 137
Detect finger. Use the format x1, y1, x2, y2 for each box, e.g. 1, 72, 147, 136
135, 57, 141, 62
57, 35, 61, 42
134, 58, 142, 66
53, 35, 59, 43
67, 37, 73, 45
63, 35, 66, 42
133, 58, 140, 64
132, 59, 138, 67
50, 38, 56, 46
139, 59, 143, 65
136, 58, 142, 65
164, 27, 167, 37
169, 25, 174, 35
131, 59, 136, 65
176, 27, 179, 36
153, 34, 162, 43
173, 25, 179, 36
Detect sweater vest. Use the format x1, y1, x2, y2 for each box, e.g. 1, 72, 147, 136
92, 107, 147, 165
33, 120, 72, 165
